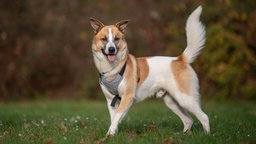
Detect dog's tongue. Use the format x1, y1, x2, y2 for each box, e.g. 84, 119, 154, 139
107, 55, 116, 62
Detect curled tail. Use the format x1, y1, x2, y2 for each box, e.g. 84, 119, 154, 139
183, 6, 205, 64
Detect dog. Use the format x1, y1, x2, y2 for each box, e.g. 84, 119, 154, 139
90, 6, 210, 136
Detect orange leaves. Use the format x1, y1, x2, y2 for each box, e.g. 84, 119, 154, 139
59, 122, 68, 133
3, 131, 9, 137
81, 121, 87, 128
147, 125, 157, 131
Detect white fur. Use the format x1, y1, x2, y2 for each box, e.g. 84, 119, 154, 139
108, 28, 113, 41
183, 6, 205, 63
135, 57, 177, 102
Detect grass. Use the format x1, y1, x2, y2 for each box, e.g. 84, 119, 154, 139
0, 99, 255, 144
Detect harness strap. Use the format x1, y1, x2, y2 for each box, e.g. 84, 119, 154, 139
110, 95, 122, 107
119, 62, 126, 77
99, 62, 127, 107
99, 62, 126, 78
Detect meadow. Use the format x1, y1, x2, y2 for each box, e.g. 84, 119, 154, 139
0, 99, 255, 144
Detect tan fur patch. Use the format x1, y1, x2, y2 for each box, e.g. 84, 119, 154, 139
117, 54, 137, 112
171, 54, 192, 95
92, 28, 108, 52
136, 57, 149, 87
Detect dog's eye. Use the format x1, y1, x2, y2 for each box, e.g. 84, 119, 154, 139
114, 37, 120, 41
101, 37, 107, 42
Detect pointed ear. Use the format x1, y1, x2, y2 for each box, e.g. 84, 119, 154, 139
115, 19, 130, 33
90, 17, 104, 34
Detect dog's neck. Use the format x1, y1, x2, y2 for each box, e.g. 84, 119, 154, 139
101, 58, 127, 81
94, 49, 128, 81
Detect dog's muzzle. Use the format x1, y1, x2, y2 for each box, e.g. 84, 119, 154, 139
103, 45, 118, 62
108, 46, 116, 54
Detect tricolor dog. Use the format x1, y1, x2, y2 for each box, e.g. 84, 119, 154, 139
90, 6, 210, 136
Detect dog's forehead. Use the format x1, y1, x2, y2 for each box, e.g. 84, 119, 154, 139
97, 25, 123, 37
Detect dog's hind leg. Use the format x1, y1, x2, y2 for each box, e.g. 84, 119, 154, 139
185, 99, 210, 133
163, 95, 193, 132
175, 93, 210, 133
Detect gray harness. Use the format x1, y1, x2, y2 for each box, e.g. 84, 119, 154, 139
99, 63, 126, 107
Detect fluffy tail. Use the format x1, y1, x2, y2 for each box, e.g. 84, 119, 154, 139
183, 6, 205, 63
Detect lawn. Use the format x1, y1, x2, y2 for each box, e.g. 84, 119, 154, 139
0, 99, 255, 144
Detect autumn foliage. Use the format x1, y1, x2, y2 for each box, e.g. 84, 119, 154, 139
0, 0, 255, 100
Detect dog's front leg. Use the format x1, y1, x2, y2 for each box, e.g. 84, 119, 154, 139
106, 93, 134, 136
100, 84, 117, 123
106, 97, 117, 123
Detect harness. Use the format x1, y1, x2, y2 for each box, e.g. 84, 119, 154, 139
99, 63, 126, 107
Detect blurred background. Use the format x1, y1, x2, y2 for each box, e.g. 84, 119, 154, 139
0, 0, 255, 101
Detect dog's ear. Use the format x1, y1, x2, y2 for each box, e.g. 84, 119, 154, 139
115, 19, 130, 33
90, 17, 104, 34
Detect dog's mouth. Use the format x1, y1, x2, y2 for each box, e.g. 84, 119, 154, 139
107, 54, 116, 62
101, 49, 117, 62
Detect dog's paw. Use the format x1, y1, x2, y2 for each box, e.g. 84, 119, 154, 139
106, 126, 118, 136
106, 130, 115, 136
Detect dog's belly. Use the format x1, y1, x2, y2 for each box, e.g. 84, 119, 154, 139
134, 56, 177, 103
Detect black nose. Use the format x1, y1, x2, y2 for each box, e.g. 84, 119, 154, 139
108, 47, 116, 54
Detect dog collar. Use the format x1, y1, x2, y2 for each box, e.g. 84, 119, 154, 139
99, 63, 126, 107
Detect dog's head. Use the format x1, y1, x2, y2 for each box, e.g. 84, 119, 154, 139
90, 17, 129, 62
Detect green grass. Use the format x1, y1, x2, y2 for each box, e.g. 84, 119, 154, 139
0, 99, 255, 144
